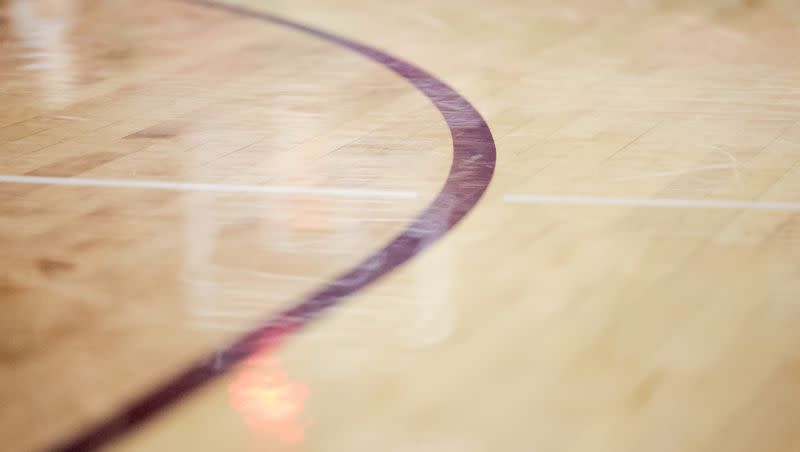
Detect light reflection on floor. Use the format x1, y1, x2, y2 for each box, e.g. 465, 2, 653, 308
229, 350, 310, 447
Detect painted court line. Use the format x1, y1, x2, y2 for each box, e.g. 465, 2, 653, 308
50, 0, 496, 450
0, 174, 418, 199
504, 194, 800, 211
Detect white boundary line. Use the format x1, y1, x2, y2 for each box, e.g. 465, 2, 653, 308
0, 175, 417, 199
503, 194, 800, 211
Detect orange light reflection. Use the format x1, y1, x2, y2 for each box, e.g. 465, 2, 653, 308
229, 352, 310, 446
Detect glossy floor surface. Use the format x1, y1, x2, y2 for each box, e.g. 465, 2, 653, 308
2, 0, 800, 451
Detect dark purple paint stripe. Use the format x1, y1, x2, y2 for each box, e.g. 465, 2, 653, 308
49, 1, 495, 451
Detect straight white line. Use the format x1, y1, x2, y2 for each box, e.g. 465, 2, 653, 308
0, 175, 417, 199
503, 194, 800, 211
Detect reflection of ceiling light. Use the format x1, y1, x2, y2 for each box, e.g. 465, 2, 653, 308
8, 0, 77, 109
229, 355, 310, 445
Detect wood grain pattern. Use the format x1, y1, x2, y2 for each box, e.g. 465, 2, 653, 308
2, 0, 800, 451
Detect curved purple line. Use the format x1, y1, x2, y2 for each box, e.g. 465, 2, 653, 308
50, 1, 495, 451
